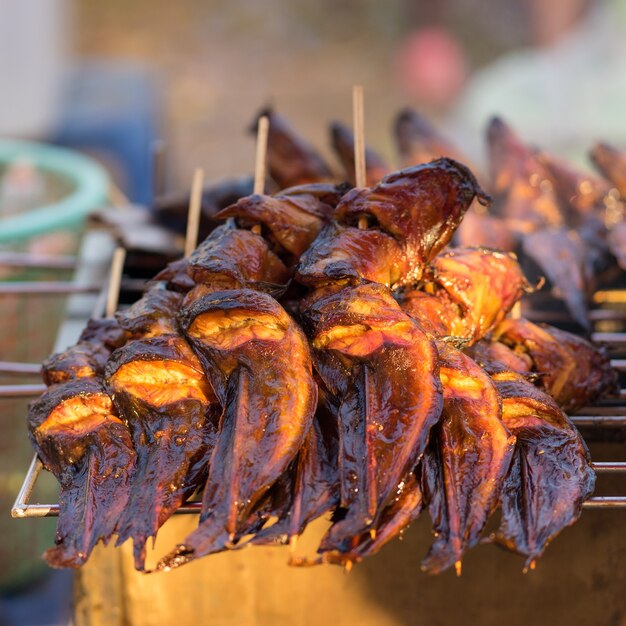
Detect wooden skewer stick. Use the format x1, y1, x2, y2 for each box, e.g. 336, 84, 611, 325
251, 115, 270, 235
353, 85, 368, 230
184, 168, 205, 257
105, 247, 126, 318
353, 85, 366, 190
254, 115, 270, 196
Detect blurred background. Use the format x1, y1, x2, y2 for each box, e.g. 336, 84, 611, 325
2, 0, 626, 624
3, 0, 625, 201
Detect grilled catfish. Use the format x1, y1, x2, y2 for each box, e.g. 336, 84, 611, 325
157, 288, 317, 569
299, 281, 442, 561
27, 379, 135, 568
106, 335, 218, 570
489, 369, 595, 568
420, 343, 515, 574
296, 159, 487, 288
393, 108, 471, 168
215, 184, 343, 265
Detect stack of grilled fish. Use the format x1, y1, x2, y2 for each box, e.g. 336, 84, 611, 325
27, 111, 622, 576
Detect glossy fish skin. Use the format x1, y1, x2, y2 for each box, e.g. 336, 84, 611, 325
187, 221, 290, 290
252, 395, 340, 547
27, 378, 135, 568
302, 471, 424, 568
299, 282, 442, 556
489, 370, 595, 567
215, 191, 336, 262
400, 248, 529, 345
590, 142, 626, 197
106, 335, 218, 570
488, 117, 564, 233
42, 319, 129, 386
398, 289, 460, 339
296, 221, 409, 288
330, 120, 390, 186
392, 109, 501, 251
151, 258, 196, 293
521, 227, 593, 330
494, 318, 618, 412
420, 343, 515, 574
250, 108, 333, 188
297, 159, 487, 287
157, 289, 317, 568
116, 282, 183, 338
431, 248, 529, 343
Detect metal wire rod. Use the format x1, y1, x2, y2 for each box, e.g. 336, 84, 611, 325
582, 497, 626, 509
570, 415, 626, 426
0, 252, 77, 270
0, 384, 46, 398
0, 282, 101, 296
0, 362, 41, 375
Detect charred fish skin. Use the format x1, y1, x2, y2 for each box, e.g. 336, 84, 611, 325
27, 378, 135, 568
215, 188, 337, 263
420, 342, 515, 575
489, 370, 595, 568
296, 158, 488, 288
298, 281, 443, 557
251, 394, 340, 547
116, 282, 184, 339
42, 318, 130, 386
156, 288, 317, 568
186, 221, 290, 292
105, 334, 218, 570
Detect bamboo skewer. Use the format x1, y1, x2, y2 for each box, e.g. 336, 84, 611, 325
352, 85, 369, 232
105, 247, 126, 318
0, 252, 77, 270
0, 282, 102, 296
353, 85, 366, 190
0, 362, 42, 375
253, 115, 270, 196
184, 168, 205, 257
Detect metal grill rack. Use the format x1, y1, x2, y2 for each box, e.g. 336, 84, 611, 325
5, 247, 626, 517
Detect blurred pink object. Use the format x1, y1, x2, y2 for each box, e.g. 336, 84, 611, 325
396, 28, 468, 108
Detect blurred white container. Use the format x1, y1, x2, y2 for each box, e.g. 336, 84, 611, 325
0, 0, 70, 138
